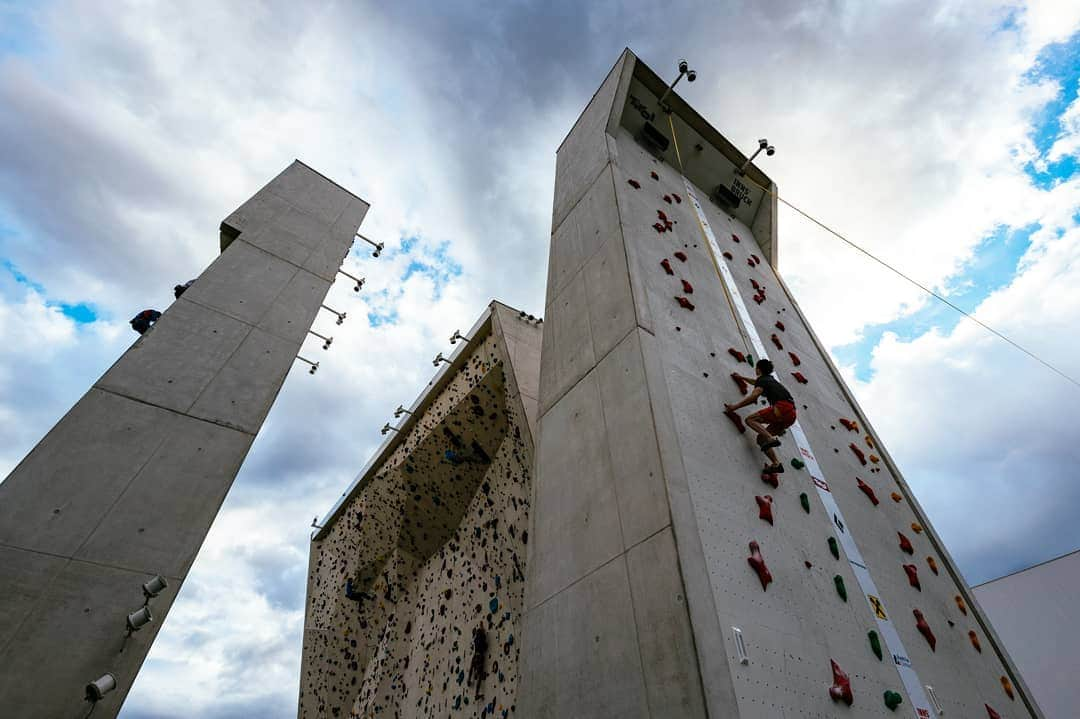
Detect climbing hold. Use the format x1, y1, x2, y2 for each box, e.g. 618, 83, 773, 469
650, 171, 659, 180
986, 704, 1001, 719
1000, 676, 1015, 700
722, 251, 733, 260
834, 575, 848, 602
890, 491, 902, 503
883, 690, 903, 711
752, 293, 765, 304
910, 522, 923, 534
828, 536, 840, 559
791, 458, 805, 470
627, 178, 641, 189
792, 371, 808, 384
868, 630, 883, 660
760, 472, 779, 489
747, 541, 772, 591
724, 408, 747, 434
955, 595, 967, 615
663, 194, 672, 203
674, 251, 687, 262
926, 556, 939, 575
869, 454, 881, 464
828, 659, 853, 705
657, 209, 669, 222
732, 373, 750, 396
839, 418, 859, 432
675, 296, 695, 311
728, 348, 746, 363
681, 279, 694, 294
751, 254, 761, 265
775, 321, 785, 331
731, 233, 741, 243
770, 333, 783, 350
969, 630, 982, 653
800, 492, 810, 513
788, 351, 801, 366
652, 222, 666, 233
745, 354, 754, 365
660, 258, 674, 275
857, 478, 879, 505
849, 443, 867, 465
751, 279, 762, 291
903, 564, 921, 591
756, 495, 774, 525
805, 560, 813, 568
898, 532, 914, 554
672, 192, 682, 203
747, 258, 756, 268
913, 609, 936, 651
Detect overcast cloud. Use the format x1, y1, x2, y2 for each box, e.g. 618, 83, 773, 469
1, 1, 1079, 716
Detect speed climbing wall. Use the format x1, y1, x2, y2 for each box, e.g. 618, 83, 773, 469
517, 49, 1043, 719
300, 301, 541, 718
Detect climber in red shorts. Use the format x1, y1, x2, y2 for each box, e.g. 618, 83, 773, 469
725, 358, 797, 475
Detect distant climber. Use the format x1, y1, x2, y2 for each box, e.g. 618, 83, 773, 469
173, 279, 195, 299
129, 309, 161, 335
724, 359, 797, 474
466, 625, 488, 698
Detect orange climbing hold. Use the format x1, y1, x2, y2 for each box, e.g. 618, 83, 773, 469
628, 178, 641, 189
660, 258, 674, 275
747, 541, 772, 591
914, 609, 936, 651
788, 351, 801, 366
969, 630, 982, 653
839, 418, 859, 432
955, 595, 968, 615
986, 704, 1001, 719
728, 348, 746, 363
675, 296, 695, 311
1000, 676, 1015, 700
898, 532, 914, 555
857, 478, 879, 505
865, 434, 876, 449
870, 454, 881, 464
725, 407, 747, 433
674, 251, 687, 262
771, 333, 783, 350
903, 563, 921, 590
792, 371, 808, 384
926, 556, 939, 575
681, 279, 694, 294
732, 372, 750, 396
890, 492, 902, 503
828, 659, 854, 705
910, 522, 923, 534
775, 321, 785, 331
849, 443, 867, 465
756, 495, 774, 525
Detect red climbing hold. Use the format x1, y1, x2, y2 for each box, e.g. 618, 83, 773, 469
986, 704, 1002, 719
955, 595, 968, 615
732, 372, 750, 396
926, 556, 939, 575
728, 348, 746, 363
756, 495, 774, 525
751, 279, 762, 291
792, 372, 808, 384
857, 478, 879, 505
788, 351, 801, 366
751, 254, 761, 265
723, 251, 733, 260
760, 472, 779, 488
839, 418, 859, 432
747, 258, 755, 268
724, 408, 747, 434
753, 294, 765, 305
675, 296, 695, 311
771, 333, 783, 350
657, 210, 669, 222
828, 659, 854, 705
849, 443, 867, 465
775, 321, 785, 331
652, 222, 666, 233
628, 179, 641, 189
663, 195, 672, 204
681, 279, 694, 294
674, 251, 687, 262
969, 630, 982, 653
898, 532, 914, 555
913, 609, 936, 651
660, 258, 674, 275
903, 563, 921, 590
731, 233, 741, 243
747, 541, 772, 591
672, 192, 682, 203
650, 171, 659, 180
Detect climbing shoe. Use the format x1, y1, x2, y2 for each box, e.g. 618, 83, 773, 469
759, 439, 782, 452
764, 462, 785, 474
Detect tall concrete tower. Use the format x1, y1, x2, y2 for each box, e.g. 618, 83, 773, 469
516, 50, 1042, 719
0, 161, 368, 719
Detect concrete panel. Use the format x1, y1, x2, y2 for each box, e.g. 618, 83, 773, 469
330, 197, 371, 245
269, 162, 353, 225
302, 234, 352, 282
257, 269, 333, 346
0, 389, 175, 557
241, 224, 315, 267
187, 327, 301, 434
546, 166, 621, 302
96, 299, 252, 415
583, 231, 636, 365
75, 415, 253, 577
538, 270, 595, 415
274, 204, 334, 249
181, 240, 299, 327
530, 371, 622, 607
0, 545, 68, 650
221, 187, 291, 238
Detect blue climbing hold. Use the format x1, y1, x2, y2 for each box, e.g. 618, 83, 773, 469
489, 597, 499, 613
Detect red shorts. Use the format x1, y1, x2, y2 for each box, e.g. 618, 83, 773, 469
748, 400, 796, 434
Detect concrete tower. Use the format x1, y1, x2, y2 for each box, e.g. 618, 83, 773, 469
0, 161, 368, 718
515, 50, 1042, 719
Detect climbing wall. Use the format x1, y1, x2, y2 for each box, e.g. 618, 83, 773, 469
300, 305, 540, 719
521, 49, 1039, 719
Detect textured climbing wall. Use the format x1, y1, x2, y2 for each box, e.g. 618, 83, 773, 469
300, 308, 539, 719
522, 49, 1038, 719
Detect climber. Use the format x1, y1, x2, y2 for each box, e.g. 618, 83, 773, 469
129, 309, 162, 335
724, 358, 797, 474
173, 279, 195, 299
466, 625, 488, 698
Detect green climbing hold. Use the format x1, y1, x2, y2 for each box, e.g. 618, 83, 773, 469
833, 575, 847, 602
828, 536, 840, 559
791, 458, 805, 470
884, 690, 903, 710
800, 492, 810, 513
868, 630, 882, 660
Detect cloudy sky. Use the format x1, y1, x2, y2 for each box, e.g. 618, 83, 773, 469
2, 1, 1079, 716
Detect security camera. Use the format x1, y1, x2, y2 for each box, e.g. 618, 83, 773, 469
450, 329, 464, 344
432, 352, 446, 367
766, 145, 776, 156
372, 242, 384, 258
686, 70, 697, 82
308, 362, 319, 375
142, 575, 168, 600
678, 59, 689, 74
322, 338, 333, 350
335, 312, 346, 326
127, 606, 153, 632
85, 673, 117, 701
758, 138, 769, 150
380, 422, 392, 435
394, 404, 407, 418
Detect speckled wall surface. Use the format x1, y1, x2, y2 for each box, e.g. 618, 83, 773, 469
300, 307, 540, 719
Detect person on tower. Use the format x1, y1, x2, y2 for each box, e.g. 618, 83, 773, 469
724, 358, 797, 475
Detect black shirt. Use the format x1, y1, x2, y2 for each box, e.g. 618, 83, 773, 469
755, 375, 793, 405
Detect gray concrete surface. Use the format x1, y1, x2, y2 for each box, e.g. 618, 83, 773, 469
0, 160, 368, 719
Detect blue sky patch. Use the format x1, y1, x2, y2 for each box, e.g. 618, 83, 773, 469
2, 258, 100, 324
1023, 30, 1080, 188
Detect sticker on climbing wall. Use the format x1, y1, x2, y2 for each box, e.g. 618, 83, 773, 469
813, 477, 830, 492
893, 653, 912, 668
849, 558, 867, 571
868, 594, 888, 620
